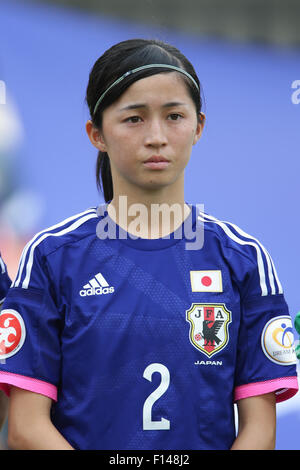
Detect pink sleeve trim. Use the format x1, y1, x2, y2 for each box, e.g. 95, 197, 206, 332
0, 371, 57, 401
234, 376, 299, 403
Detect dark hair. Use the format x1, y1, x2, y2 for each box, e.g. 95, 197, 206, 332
85, 38, 203, 202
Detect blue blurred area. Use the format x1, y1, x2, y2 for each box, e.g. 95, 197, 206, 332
0, 0, 299, 450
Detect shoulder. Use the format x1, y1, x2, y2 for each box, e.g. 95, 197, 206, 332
198, 210, 265, 259
197, 209, 283, 296
12, 207, 99, 289
29, 206, 98, 255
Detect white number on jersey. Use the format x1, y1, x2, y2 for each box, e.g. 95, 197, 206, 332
143, 363, 170, 431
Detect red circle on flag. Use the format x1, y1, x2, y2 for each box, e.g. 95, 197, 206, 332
0, 310, 26, 359
201, 276, 212, 287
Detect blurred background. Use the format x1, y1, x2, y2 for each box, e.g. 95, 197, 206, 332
0, 0, 299, 450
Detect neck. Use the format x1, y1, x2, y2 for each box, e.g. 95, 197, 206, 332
107, 185, 190, 239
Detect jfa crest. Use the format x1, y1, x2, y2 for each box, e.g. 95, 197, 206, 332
186, 303, 231, 357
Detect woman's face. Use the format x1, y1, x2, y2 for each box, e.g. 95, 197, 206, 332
87, 72, 204, 198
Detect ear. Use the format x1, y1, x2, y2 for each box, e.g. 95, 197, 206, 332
85, 120, 107, 152
193, 112, 205, 145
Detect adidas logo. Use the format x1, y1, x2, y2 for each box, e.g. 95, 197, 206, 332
79, 272, 115, 297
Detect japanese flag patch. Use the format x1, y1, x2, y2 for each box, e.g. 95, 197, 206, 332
190, 270, 223, 293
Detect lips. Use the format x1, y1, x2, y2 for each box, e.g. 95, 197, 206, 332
144, 155, 170, 163
143, 156, 170, 170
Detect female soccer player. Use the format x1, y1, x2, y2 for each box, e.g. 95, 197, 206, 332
0, 39, 298, 450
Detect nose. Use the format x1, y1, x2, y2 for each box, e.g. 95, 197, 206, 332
144, 118, 168, 149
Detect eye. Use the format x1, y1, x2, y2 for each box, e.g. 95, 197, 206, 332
168, 113, 183, 121
125, 116, 142, 123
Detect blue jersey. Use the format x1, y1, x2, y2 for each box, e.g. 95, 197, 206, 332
0, 205, 298, 450
0, 254, 11, 306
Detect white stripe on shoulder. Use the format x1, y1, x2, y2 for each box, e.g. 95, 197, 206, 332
198, 212, 283, 296
13, 208, 97, 289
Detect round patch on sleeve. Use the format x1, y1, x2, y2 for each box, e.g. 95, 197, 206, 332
261, 315, 297, 365
0, 309, 26, 359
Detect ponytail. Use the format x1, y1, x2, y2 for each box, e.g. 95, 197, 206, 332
96, 151, 113, 202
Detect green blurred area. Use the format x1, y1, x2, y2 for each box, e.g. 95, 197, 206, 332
32, 0, 300, 46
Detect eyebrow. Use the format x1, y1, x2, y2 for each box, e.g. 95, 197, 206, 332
119, 101, 187, 111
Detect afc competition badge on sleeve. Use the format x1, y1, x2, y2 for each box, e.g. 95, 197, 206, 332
261, 315, 297, 365
0, 309, 26, 359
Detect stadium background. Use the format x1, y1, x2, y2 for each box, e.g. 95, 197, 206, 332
0, 0, 299, 450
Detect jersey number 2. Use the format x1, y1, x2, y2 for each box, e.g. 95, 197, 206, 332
143, 363, 170, 430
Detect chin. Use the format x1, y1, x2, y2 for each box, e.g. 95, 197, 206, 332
139, 175, 183, 192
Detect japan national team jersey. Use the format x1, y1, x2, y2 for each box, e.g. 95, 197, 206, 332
0, 205, 298, 450
0, 254, 11, 306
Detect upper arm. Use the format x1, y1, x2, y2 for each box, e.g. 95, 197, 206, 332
9, 386, 52, 424
7, 386, 73, 450
237, 392, 276, 427
8, 386, 53, 446
235, 392, 276, 449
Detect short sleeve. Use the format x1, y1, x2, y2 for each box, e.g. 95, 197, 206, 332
0, 245, 61, 401
234, 249, 298, 403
